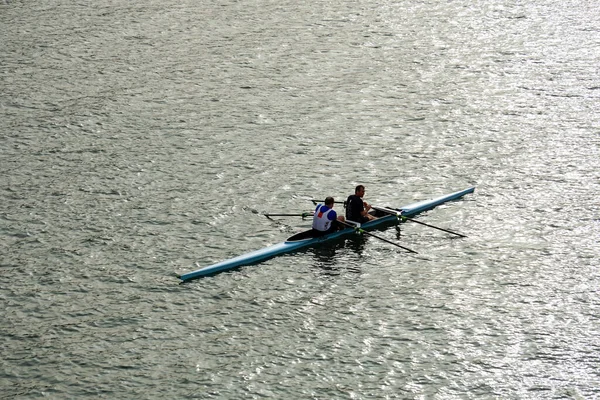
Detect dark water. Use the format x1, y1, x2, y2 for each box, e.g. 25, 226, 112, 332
1, 0, 599, 398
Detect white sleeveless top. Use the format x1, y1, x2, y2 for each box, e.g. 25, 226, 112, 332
312, 204, 335, 231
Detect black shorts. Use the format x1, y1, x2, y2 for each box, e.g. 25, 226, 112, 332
311, 220, 340, 237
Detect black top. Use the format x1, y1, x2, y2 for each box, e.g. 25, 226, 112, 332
346, 194, 368, 223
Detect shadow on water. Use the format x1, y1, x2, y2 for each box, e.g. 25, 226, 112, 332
306, 223, 404, 276
307, 236, 367, 276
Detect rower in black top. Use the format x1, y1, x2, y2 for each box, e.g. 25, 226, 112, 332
346, 185, 376, 223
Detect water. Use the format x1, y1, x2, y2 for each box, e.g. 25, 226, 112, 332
1, 0, 599, 398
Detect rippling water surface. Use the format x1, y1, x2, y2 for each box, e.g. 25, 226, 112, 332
1, 0, 599, 398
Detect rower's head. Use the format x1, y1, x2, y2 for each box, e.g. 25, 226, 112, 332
355, 185, 365, 197
324, 197, 335, 207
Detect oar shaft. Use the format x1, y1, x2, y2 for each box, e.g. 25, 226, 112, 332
310, 199, 346, 205
339, 221, 418, 254
265, 213, 310, 217
361, 229, 418, 254
373, 205, 467, 238
264, 212, 313, 219
404, 217, 467, 238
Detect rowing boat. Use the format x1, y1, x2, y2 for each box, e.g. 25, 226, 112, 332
178, 187, 475, 282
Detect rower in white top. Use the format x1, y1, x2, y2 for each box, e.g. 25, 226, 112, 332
311, 197, 345, 237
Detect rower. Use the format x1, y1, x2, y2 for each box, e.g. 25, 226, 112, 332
312, 197, 345, 236
346, 185, 376, 223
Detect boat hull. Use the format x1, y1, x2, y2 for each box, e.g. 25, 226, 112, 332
178, 187, 474, 281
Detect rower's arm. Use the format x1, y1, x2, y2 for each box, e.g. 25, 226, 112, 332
361, 201, 371, 215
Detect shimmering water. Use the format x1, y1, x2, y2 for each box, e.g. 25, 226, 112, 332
1, 0, 599, 398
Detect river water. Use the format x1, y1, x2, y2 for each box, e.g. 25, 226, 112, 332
1, 0, 599, 398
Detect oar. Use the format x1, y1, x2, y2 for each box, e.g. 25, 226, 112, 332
339, 221, 418, 254
264, 212, 313, 219
405, 216, 467, 238
373, 206, 467, 238
310, 199, 346, 205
